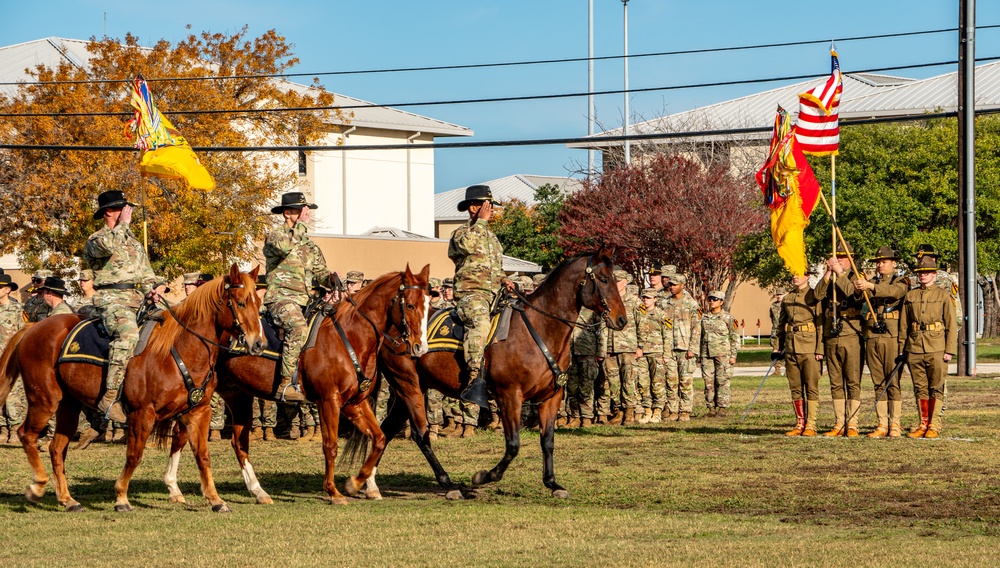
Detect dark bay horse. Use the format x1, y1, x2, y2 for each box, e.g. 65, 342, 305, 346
162, 264, 431, 505
372, 250, 626, 498
0, 264, 264, 512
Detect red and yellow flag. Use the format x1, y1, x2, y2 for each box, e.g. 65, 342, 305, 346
755, 107, 820, 276
125, 75, 216, 190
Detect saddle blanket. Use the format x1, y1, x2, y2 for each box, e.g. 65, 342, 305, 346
426, 307, 510, 353
58, 317, 160, 366
227, 310, 325, 360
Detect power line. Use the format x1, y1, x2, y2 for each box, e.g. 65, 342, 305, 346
3, 24, 999, 87
2, 108, 995, 153
3, 55, 998, 119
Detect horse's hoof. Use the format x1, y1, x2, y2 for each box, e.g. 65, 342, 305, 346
365, 489, 383, 501
330, 497, 350, 506
211, 503, 231, 513
256, 494, 273, 505
168, 495, 186, 504
445, 489, 464, 501
552, 489, 570, 499
65, 503, 86, 513
343, 477, 362, 497
114, 504, 133, 513
472, 470, 491, 486
25, 487, 43, 505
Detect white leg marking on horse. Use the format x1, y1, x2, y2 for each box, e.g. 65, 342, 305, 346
365, 467, 381, 494
416, 296, 430, 356
241, 460, 270, 503
164, 450, 183, 500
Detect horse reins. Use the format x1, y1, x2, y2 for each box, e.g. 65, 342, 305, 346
154, 280, 252, 353
511, 255, 612, 332
340, 281, 427, 355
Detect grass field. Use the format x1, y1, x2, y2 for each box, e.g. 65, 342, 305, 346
3, 375, 1000, 567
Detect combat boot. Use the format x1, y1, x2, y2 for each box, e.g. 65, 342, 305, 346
638, 409, 650, 425
98, 428, 112, 443
297, 426, 312, 442
112, 427, 126, 443
98, 389, 128, 424
276, 377, 305, 402
623, 408, 636, 425
802, 400, 819, 437
0, 426, 7, 444
923, 398, 940, 438
664, 410, 678, 422
263, 427, 275, 441
888, 400, 903, 438
76, 427, 100, 450
209, 429, 222, 442
581, 417, 594, 428
610, 409, 624, 424
461, 424, 475, 438
707, 407, 718, 418
786, 400, 805, 436
824, 399, 846, 436
846, 399, 861, 437
251, 427, 263, 441
648, 410, 661, 424
677, 412, 690, 422
428, 424, 439, 441
717, 408, 727, 418
868, 400, 889, 438
908, 399, 930, 438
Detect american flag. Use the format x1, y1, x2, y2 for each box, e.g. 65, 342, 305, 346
796, 51, 842, 156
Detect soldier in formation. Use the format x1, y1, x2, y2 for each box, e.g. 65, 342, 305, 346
699, 290, 738, 417
773, 272, 824, 436
662, 273, 701, 421
635, 288, 667, 423
598, 270, 640, 424
0, 273, 24, 443
566, 305, 602, 427
768, 288, 787, 376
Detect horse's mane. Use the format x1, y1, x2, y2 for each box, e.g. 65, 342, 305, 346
334, 271, 401, 318
530, 254, 589, 297
147, 275, 232, 359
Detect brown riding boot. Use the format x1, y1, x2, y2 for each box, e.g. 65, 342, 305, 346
888, 400, 903, 438
624, 408, 636, 425
824, 399, 846, 436
263, 427, 275, 441
460, 424, 475, 438
98, 389, 128, 424
923, 398, 940, 438
786, 400, 805, 436
868, 400, 889, 438
276, 378, 305, 402
802, 400, 819, 436
908, 399, 930, 438
76, 427, 100, 450
209, 429, 222, 442
846, 399, 861, 437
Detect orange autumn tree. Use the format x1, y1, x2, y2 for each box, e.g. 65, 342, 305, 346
0, 28, 344, 277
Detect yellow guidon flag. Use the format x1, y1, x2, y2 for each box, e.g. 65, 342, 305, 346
125, 74, 216, 191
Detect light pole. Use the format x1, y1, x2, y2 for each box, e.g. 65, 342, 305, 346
622, 0, 631, 166
588, 0, 595, 177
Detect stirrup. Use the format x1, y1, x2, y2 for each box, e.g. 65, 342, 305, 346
280, 382, 305, 402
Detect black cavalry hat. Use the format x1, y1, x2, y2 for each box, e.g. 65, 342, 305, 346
0, 274, 18, 292
457, 184, 501, 212
868, 245, 901, 262
93, 190, 138, 220
271, 192, 318, 214
36, 276, 69, 296
255, 275, 268, 290
915, 244, 940, 259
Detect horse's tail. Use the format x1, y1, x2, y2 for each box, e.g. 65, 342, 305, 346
0, 326, 31, 406
341, 373, 384, 467
150, 419, 177, 450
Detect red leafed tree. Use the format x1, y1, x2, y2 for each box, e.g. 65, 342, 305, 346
559, 152, 766, 305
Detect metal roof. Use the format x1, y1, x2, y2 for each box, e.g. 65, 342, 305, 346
0, 37, 472, 137
568, 72, 914, 148
435, 174, 584, 221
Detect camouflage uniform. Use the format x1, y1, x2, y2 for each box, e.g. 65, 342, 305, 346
448, 217, 505, 372
699, 304, 739, 411
769, 294, 786, 375
597, 275, 640, 417
263, 220, 330, 385
47, 300, 75, 316
83, 219, 156, 396
566, 307, 602, 422
0, 295, 25, 432
663, 278, 701, 416
23, 269, 53, 322
634, 296, 668, 413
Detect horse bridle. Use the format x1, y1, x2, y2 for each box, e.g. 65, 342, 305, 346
155, 278, 253, 352
513, 255, 612, 332
342, 282, 427, 355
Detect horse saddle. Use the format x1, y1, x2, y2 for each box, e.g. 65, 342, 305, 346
425, 306, 512, 354
227, 310, 325, 361
57, 317, 160, 367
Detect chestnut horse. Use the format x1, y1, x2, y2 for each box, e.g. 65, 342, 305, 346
0, 264, 264, 512
371, 250, 626, 498
161, 264, 431, 505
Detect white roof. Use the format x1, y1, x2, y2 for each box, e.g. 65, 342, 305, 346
0, 37, 471, 137
435, 174, 583, 221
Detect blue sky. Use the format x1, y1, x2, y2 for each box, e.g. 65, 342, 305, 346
3, 1, 1000, 192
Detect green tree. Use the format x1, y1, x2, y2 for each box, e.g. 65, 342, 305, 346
490, 184, 566, 272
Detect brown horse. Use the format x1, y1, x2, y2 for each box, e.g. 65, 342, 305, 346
160, 264, 431, 505
0, 264, 264, 512
370, 250, 626, 499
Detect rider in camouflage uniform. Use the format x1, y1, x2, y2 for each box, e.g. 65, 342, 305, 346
0, 274, 24, 443
84, 190, 157, 423
699, 290, 739, 417
448, 185, 512, 412
263, 192, 331, 403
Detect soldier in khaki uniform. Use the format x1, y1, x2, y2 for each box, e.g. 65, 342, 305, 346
814, 243, 865, 436
853, 246, 909, 437
84, 190, 158, 423
0, 274, 24, 443
597, 270, 640, 424
774, 273, 824, 436
899, 255, 958, 438
769, 289, 787, 376
663, 273, 701, 421
700, 290, 739, 417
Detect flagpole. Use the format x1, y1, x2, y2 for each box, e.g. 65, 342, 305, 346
831, 154, 838, 328
140, 177, 148, 254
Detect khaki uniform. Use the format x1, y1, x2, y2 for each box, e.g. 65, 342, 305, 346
775, 286, 823, 431
814, 272, 864, 429
864, 274, 909, 430
899, 285, 958, 425
699, 310, 738, 410
663, 293, 701, 415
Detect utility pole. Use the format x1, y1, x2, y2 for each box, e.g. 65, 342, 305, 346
622, 0, 630, 166
958, 0, 978, 377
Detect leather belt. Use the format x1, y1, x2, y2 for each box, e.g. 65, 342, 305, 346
786, 323, 815, 332
94, 283, 138, 291
912, 322, 943, 331
867, 312, 899, 320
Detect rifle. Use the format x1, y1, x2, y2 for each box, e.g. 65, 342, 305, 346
741, 354, 781, 424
